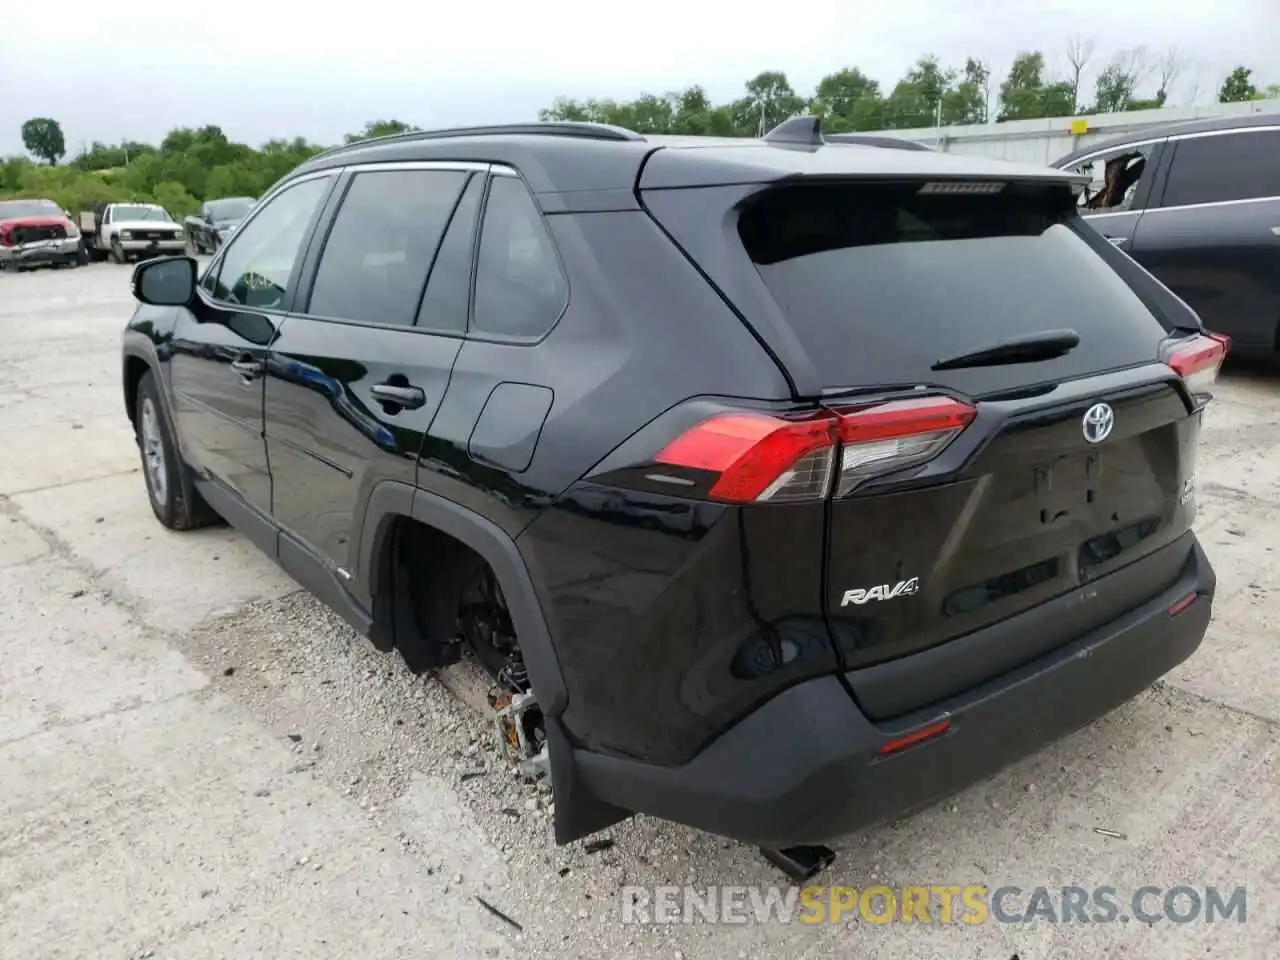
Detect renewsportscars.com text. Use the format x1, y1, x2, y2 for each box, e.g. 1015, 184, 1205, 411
620, 884, 1247, 926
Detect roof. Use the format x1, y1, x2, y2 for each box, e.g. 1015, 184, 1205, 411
287, 119, 1082, 197
1052, 110, 1280, 167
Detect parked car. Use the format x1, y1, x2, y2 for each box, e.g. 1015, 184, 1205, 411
0, 198, 86, 270
1053, 112, 1280, 360
184, 196, 257, 255
121, 118, 1223, 879
79, 202, 185, 263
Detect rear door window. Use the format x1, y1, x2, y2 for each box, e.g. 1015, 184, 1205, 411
1160, 129, 1280, 208
306, 168, 469, 326
417, 174, 484, 334
738, 182, 1172, 396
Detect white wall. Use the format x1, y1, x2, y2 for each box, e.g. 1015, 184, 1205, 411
864, 98, 1280, 166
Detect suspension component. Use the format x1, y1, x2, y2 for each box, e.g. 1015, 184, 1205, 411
493, 689, 550, 779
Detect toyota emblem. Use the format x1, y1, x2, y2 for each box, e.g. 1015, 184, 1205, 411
1082, 402, 1115, 444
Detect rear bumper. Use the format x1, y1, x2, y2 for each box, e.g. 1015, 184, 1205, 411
572, 537, 1215, 847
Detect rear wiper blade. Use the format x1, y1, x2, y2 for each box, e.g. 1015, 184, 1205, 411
931, 329, 1081, 371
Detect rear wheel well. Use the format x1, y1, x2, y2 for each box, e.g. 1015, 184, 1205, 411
123, 355, 151, 426
379, 516, 511, 678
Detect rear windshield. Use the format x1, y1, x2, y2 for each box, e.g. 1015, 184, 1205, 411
737, 182, 1172, 395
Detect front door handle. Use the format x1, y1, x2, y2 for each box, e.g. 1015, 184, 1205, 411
230, 357, 264, 380
371, 382, 426, 410
1106, 235, 1128, 246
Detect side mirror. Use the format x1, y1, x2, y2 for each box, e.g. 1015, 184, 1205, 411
204, 212, 214, 223
133, 256, 197, 307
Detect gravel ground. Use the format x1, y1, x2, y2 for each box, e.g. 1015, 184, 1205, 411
2, 262, 1279, 959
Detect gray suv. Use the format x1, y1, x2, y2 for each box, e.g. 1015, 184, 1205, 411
1054, 113, 1280, 359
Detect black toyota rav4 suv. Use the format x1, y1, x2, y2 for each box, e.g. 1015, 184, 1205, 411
122, 118, 1223, 871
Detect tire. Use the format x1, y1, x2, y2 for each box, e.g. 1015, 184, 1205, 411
134, 372, 219, 530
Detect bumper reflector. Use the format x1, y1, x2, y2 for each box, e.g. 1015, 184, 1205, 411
1168, 592, 1199, 617
878, 718, 952, 756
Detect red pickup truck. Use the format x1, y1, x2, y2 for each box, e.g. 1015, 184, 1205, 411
0, 198, 86, 271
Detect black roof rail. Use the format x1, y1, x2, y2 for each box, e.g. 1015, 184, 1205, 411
762, 115, 824, 146
311, 121, 646, 160
825, 132, 934, 152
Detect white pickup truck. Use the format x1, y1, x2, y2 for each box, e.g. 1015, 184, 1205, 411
78, 202, 186, 263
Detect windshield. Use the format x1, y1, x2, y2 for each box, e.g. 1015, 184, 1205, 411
208, 198, 255, 221
0, 199, 63, 220
114, 205, 172, 222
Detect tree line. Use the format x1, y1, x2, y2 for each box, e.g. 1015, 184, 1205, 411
541, 57, 1277, 136
3, 48, 1275, 219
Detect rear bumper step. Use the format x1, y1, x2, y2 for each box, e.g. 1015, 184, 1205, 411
571, 537, 1214, 847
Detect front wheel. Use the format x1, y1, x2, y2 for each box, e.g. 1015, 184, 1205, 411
134, 372, 219, 530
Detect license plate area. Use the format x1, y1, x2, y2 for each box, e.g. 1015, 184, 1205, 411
1033, 451, 1101, 527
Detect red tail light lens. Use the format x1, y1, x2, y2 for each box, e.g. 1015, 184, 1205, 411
1168, 333, 1229, 402
653, 396, 976, 504
654, 412, 838, 503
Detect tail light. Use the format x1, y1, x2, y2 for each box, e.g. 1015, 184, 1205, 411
653, 396, 976, 504
1167, 333, 1229, 404
0, 226, 12, 248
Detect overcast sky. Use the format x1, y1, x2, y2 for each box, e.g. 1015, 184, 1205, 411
1, 0, 1276, 155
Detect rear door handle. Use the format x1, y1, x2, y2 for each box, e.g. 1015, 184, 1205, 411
1106, 236, 1127, 246
370, 382, 426, 410
230, 357, 264, 380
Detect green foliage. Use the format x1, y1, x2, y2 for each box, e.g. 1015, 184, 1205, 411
2, 122, 333, 216
1218, 67, 1259, 103
21, 117, 66, 165
345, 119, 419, 144
4, 53, 1272, 216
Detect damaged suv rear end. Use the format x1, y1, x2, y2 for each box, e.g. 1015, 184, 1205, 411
0, 198, 84, 270
528, 127, 1222, 852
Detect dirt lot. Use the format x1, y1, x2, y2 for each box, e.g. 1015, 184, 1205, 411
2, 262, 1278, 959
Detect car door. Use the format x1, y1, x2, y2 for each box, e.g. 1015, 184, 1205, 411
418, 168, 567, 533
1067, 138, 1166, 250
1129, 126, 1280, 352
263, 162, 483, 583
168, 172, 337, 551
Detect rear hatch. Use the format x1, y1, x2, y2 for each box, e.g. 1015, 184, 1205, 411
640, 159, 1225, 719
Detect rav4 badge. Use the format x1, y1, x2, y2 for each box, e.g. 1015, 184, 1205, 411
841, 577, 921, 607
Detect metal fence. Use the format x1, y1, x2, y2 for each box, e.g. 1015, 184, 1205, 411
864, 98, 1280, 166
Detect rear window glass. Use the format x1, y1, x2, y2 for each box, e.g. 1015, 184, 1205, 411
738, 183, 1171, 395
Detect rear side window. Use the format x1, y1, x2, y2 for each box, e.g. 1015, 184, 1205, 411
1161, 130, 1280, 208
471, 174, 567, 339
307, 169, 468, 326
738, 182, 1170, 394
